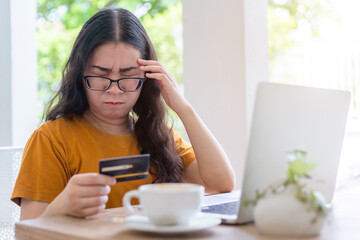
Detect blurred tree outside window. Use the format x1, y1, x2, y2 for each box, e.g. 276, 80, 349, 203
37, 0, 185, 135
269, 0, 360, 186
39, 0, 360, 125
269, 0, 360, 122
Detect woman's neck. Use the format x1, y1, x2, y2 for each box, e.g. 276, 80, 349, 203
84, 111, 132, 135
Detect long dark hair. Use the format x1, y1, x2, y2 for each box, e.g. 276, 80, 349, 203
46, 8, 183, 183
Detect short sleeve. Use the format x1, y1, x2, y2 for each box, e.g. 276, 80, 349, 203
173, 131, 196, 169
11, 129, 71, 206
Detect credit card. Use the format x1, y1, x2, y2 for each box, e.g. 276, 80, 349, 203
99, 154, 150, 182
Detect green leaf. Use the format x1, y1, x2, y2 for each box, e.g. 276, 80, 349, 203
287, 169, 295, 182
289, 159, 317, 179
286, 150, 316, 182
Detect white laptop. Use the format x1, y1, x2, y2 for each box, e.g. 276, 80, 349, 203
201, 82, 351, 224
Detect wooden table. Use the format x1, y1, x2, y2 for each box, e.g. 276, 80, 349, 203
15, 180, 360, 240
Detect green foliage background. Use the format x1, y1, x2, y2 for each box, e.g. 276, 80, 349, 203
268, 0, 332, 77
37, 0, 333, 127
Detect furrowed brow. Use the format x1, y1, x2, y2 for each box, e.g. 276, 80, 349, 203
120, 66, 139, 72
91, 65, 111, 72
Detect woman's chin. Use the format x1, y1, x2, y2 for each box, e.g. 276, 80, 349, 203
104, 112, 129, 120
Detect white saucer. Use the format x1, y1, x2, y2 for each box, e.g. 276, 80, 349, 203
125, 214, 221, 234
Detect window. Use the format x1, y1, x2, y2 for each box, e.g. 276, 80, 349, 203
269, 0, 360, 186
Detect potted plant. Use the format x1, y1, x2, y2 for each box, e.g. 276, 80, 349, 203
243, 150, 331, 237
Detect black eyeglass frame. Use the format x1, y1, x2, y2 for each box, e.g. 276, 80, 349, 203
82, 75, 146, 92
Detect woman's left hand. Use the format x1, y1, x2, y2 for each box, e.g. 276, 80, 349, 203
138, 58, 190, 115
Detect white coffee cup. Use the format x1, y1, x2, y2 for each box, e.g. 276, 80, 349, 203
123, 183, 204, 225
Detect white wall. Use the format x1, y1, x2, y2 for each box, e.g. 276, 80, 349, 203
183, 0, 269, 188
0, 0, 38, 147
0, 0, 12, 146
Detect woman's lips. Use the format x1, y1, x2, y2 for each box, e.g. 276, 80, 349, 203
104, 102, 124, 106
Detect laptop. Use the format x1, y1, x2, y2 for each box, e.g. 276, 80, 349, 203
201, 82, 351, 224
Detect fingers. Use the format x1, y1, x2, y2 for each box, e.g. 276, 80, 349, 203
75, 185, 111, 198
145, 72, 168, 83
138, 58, 162, 66
75, 205, 106, 217
69, 195, 108, 217
138, 58, 186, 114
139, 61, 169, 80
80, 195, 108, 208
138, 59, 175, 85
138, 59, 169, 76
69, 199, 107, 218
63, 173, 115, 218
140, 65, 164, 74
71, 173, 116, 186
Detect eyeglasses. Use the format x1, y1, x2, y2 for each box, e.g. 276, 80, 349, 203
82, 75, 145, 92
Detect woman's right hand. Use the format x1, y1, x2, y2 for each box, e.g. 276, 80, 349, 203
44, 173, 116, 218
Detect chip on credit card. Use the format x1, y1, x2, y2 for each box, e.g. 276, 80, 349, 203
99, 154, 150, 182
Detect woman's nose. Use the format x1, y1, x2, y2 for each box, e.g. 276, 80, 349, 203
106, 81, 124, 93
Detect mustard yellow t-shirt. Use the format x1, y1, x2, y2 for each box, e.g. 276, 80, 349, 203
11, 116, 195, 208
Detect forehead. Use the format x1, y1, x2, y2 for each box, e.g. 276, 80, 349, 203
87, 42, 141, 66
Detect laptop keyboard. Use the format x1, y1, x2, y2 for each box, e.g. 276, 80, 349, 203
201, 201, 239, 215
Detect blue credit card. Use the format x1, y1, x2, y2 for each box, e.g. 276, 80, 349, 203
99, 154, 150, 182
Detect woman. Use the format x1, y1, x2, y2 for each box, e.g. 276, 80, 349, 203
11, 8, 235, 220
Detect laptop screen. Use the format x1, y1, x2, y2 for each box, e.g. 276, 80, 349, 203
202, 82, 351, 224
